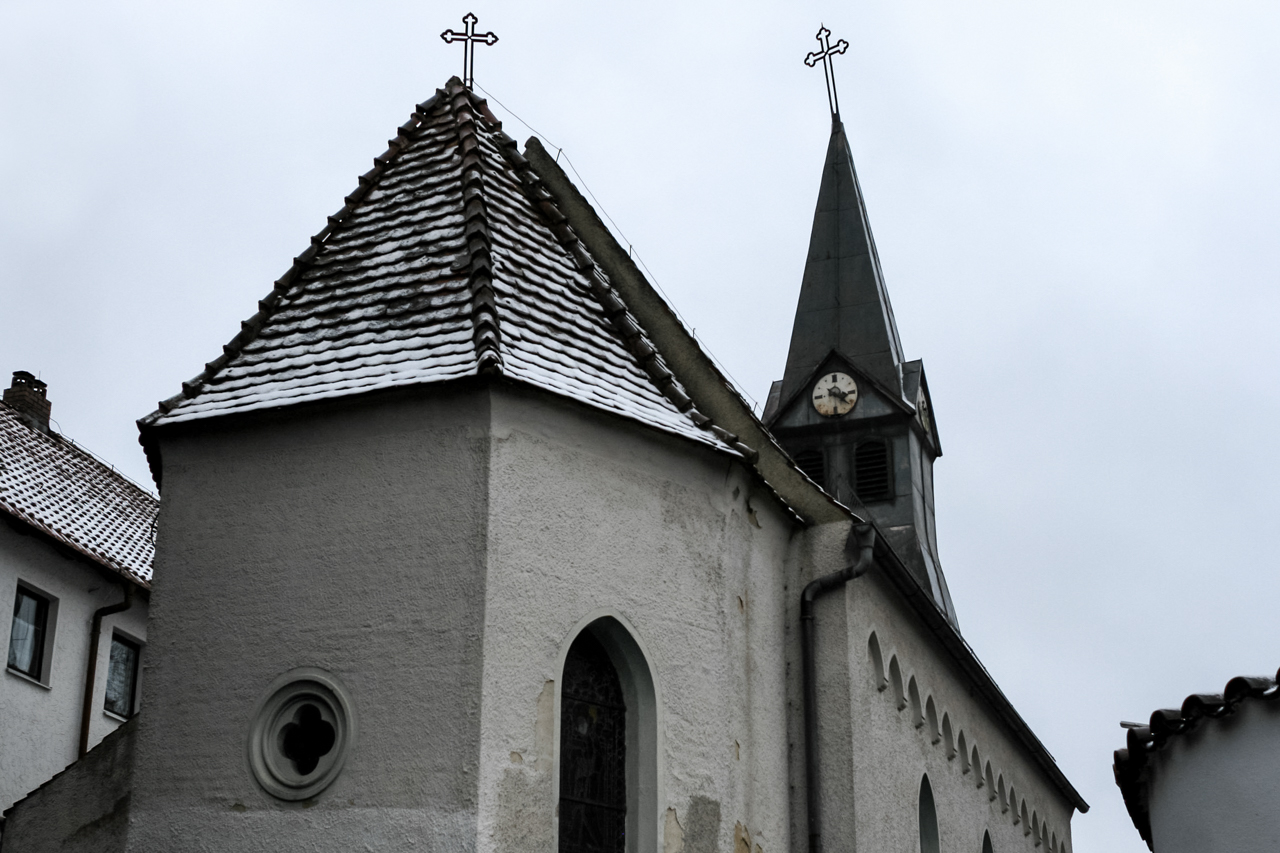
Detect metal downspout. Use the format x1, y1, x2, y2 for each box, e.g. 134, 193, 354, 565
79, 582, 134, 757
800, 522, 876, 853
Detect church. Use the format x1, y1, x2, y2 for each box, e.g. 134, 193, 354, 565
1, 66, 1086, 852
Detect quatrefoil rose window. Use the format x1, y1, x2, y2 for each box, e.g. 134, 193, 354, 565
248, 668, 355, 800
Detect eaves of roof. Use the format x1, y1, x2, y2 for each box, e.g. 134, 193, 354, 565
870, 527, 1089, 814
1113, 669, 1279, 850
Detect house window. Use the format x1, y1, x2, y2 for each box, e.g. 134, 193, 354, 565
104, 634, 141, 717
854, 440, 892, 502
793, 449, 826, 489
8, 586, 50, 680
559, 631, 627, 853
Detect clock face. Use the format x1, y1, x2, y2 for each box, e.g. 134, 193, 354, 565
917, 388, 933, 436
812, 372, 858, 417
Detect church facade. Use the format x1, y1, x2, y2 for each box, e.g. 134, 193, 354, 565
1, 77, 1085, 853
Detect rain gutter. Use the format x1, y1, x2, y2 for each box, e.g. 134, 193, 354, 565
79, 581, 134, 757
800, 522, 876, 853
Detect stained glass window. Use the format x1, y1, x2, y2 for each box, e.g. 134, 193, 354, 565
559, 632, 626, 853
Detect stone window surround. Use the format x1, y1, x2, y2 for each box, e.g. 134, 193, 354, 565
554, 611, 661, 853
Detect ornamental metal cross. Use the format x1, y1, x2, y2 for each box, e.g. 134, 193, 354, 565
441, 13, 498, 89
804, 25, 849, 117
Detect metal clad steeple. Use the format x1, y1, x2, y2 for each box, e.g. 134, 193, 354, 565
779, 119, 906, 404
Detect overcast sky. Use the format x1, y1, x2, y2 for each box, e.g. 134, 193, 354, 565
3, 1, 1277, 849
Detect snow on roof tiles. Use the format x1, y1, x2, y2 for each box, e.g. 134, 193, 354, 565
0, 403, 156, 585
140, 79, 755, 475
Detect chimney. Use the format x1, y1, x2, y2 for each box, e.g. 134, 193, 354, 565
4, 371, 52, 434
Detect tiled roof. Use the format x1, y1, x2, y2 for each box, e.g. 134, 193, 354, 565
139, 78, 754, 478
1112, 667, 1280, 850
0, 403, 157, 585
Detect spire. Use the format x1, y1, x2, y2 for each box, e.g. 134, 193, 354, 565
778, 118, 906, 404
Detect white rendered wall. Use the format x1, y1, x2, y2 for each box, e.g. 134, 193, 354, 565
838, 569, 1075, 853
128, 386, 493, 852
1148, 698, 1280, 852
0, 521, 148, 814
479, 385, 799, 853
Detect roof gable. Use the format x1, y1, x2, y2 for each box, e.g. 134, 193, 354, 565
139, 79, 752, 481
769, 350, 915, 431
0, 403, 156, 585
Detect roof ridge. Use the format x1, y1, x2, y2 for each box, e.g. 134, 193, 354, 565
483, 123, 759, 462
446, 80, 503, 374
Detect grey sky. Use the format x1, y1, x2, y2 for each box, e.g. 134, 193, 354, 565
2, 1, 1277, 849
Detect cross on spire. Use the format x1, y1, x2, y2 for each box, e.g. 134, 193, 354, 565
441, 13, 498, 90
804, 25, 849, 118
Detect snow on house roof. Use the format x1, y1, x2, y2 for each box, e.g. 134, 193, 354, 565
139, 78, 755, 482
0, 402, 156, 585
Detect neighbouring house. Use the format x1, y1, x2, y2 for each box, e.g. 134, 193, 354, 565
0, 371, 156, 831
1114, 668, 1280, 851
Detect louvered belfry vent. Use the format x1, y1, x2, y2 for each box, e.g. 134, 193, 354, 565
793, 449, 826, 490
854, 440, 892, 502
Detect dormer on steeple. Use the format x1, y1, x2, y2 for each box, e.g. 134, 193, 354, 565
764, 117, 958, 627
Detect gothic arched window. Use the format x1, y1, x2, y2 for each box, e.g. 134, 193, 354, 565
982, 829, 995, 853
559, 631, 627, 853
919, 774, 940, 853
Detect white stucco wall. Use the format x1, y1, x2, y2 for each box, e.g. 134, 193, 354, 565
1147, 698, 1280, 853
117, 378, 1076, 853
478, 385, 799, 853
841, 569, 1075, 853
0, 520, 148, 815
128, 386, 493, 852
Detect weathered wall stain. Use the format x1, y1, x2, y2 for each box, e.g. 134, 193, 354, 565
495, 679, 559, 853
683, 796, 722, 853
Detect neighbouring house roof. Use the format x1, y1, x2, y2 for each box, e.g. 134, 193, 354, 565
1113, 668, 1280, 850
138, 77, 756, 487
0, 402, 157, 586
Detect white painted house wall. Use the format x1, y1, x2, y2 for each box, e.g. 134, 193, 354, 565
0, 520, 148, 815
1146, 698, 1280, 853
